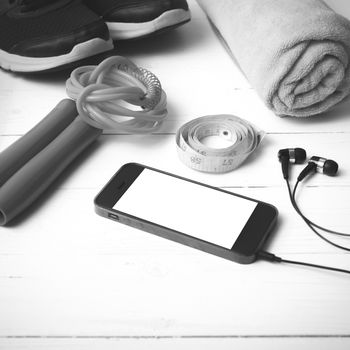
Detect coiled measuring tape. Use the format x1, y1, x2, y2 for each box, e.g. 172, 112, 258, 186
176, 115, 265, 173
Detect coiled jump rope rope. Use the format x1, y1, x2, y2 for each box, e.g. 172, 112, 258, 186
0, 56, 167, 225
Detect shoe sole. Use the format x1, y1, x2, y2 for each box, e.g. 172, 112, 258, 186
0, 37, 113, 72
106, 9, 191, 40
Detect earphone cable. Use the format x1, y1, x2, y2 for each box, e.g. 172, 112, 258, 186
292, 180, 350, 237
258, 251, 350, 275
285, 179, 350, 252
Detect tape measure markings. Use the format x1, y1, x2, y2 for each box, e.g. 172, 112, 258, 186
176, 115, 265, 173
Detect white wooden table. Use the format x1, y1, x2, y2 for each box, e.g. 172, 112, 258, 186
1, 1, 350, 349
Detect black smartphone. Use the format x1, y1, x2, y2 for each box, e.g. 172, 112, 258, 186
94, 163, 278, 264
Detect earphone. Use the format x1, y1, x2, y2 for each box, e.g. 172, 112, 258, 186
258, 149, 350, 276
297, 156, 338, 181
278, 149, 343, 235
281, 148, 350, 243
278, 148, 338, 181
278, 148, 306, 179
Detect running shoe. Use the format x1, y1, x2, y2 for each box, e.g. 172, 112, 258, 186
83, 0, 191, 40
0, 0, 114, 72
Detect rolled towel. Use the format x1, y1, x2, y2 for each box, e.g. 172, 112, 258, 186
197, 0, 350, 117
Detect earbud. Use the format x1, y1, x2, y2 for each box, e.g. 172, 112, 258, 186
278, 148, 307, 179
298, 156, 339, 181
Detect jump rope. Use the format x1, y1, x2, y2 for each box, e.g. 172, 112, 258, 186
0, 56, 167, 225
0, 56, 348, 275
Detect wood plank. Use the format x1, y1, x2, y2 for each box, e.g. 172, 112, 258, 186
0, 338, 350, 350
0, 262, 349, 336
0, 187, 349, 336
0, 186, 348, 256
0, 185, 349, 255
1, 133, 348, 189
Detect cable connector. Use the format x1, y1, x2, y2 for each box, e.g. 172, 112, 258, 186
258, 250, 350, 276
257, 251, 282, 262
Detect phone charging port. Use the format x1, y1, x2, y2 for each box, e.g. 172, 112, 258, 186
108, 213, 120, 221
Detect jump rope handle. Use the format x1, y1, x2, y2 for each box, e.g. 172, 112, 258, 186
0, 99, 77, 187
0, 100, 101, 225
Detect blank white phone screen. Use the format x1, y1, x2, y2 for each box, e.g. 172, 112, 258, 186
113, 169, 258, 249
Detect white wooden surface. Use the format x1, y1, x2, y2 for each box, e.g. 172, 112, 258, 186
1, 1, 350, 349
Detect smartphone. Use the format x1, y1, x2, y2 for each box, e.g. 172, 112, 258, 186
94, 163, 278, 264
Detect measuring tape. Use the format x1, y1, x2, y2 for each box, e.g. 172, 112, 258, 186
176, 115, 265, 173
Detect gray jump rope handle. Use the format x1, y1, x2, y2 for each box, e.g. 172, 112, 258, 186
0, 99, 77, 187
0, 101, 102, 226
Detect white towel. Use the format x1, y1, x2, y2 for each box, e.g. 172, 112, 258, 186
197, 0, 350, 117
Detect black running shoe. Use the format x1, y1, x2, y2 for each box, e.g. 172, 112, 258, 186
0, 0, 113, 72
83, 0, 191, 40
